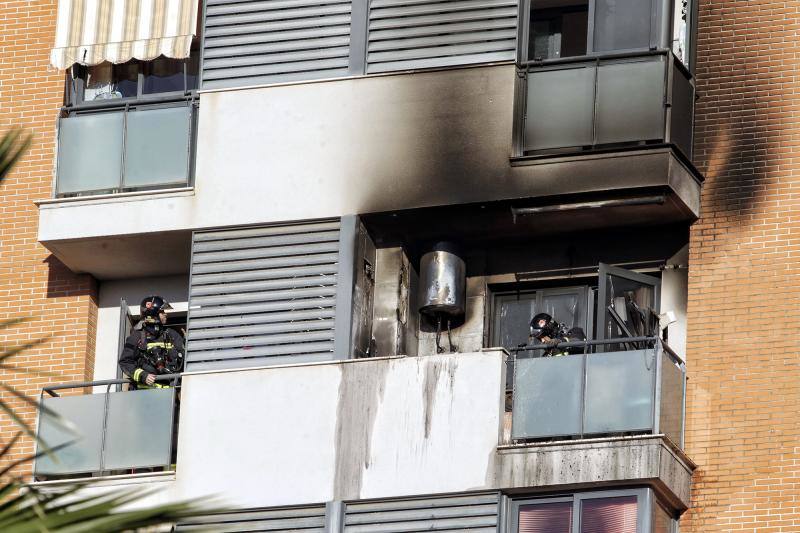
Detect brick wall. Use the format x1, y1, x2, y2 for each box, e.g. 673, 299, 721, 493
0, 0, 97, 475
684, 0, 800, 531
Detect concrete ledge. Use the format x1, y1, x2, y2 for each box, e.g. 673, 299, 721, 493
492, 435, 694, 511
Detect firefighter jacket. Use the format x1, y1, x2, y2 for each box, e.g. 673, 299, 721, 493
119, 328, 185, 389
542, 327, 587, 357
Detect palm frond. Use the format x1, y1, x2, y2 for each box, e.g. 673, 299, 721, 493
0, 480, 221, 533
0, 128, 33, 183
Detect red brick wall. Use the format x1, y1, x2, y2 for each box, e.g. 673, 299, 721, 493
0, 0, 97, 475
684, 0, 800, 531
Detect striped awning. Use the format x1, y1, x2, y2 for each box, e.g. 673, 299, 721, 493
51, 0, 199, 69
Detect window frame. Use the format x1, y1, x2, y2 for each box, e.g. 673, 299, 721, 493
507, 487, 653, 533
490, 284, 594, 344
65, 42, 201, 110
517, 0, 669, 65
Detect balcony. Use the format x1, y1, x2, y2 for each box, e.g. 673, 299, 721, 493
34, 376, 179, 480
28, 351, 692, 510
511, 338, 685, 446
55, 100, 196, 197
516, 51, 693, 160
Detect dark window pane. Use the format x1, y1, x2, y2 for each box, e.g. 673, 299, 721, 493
495, 295, 537, 351
84, 63, 114, 101
84, 62, 136, 100
580, 495, 637, 533
519, 501, 573, 533
143, 56, 185, 94
540, 291, 581, 330
186, 52, 199, 91
114, 62, 139, 98
530, 1, 588, 60
593, 0, 652, 52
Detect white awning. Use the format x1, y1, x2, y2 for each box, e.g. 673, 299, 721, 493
50, 0, 199, 70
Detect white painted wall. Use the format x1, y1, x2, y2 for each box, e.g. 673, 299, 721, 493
38, 65, 516, 244
34, 351, 693, 512
173, 352, 504, 508
660, 245, 689, 360
94, 276, 189, 382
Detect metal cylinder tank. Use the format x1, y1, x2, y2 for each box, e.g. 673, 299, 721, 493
418, 243, 466, 319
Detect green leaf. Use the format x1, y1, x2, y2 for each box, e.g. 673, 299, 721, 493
0, 128, 33, 183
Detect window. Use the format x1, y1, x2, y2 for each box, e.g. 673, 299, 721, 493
492, 285, 592, 388
117, 298, 187, 383
521, 0, 678, 63
529, 1, 589, 60
509, 489, 659, 533
70, 54, 199, 105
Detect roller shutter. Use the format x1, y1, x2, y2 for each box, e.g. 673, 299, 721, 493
366, 0, 518, 73
344, 492, 500, 532
186, 220, 341, 371
175, 505, 327, 532
202, 0, 353, 89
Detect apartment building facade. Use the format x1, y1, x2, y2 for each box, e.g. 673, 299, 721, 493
0, 0, 794, 531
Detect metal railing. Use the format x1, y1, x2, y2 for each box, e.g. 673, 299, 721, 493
510, 337, 686, 445
34, 375, 181, 479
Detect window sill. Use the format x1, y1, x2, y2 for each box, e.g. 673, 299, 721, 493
30, 470, 176, 488
35, 186, 195, 208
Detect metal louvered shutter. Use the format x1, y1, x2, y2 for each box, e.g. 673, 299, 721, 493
202, 0, 353, 89
186, 220, 341, 371
366, 0, 518, 73
176, 505, 327, 532
344, 493, 500, 532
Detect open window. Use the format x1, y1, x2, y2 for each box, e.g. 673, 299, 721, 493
529, 0, 589, 61
521, 0, 694, 65
116, 298, 187, 382
596, 263, 660, 350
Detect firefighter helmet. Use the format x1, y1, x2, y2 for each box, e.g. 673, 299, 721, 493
530, 312, 558, 340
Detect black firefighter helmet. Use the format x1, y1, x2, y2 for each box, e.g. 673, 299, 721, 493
530, 312, 558, 340
140, 295, 172, 335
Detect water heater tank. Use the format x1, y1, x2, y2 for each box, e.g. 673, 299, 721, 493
418, 243, 466, 319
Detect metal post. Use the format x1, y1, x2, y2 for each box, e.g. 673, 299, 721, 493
98, 382, 113, 474
652, 340, 664, 434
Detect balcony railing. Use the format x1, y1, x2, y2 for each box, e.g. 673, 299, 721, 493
511, 338, 685, 445
34, 375, 180, 479
55, 98, 196, 197
516, 50, 694, 159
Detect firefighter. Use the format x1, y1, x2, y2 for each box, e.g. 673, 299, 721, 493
119, 295, 185, 388
529, 312, 587, 357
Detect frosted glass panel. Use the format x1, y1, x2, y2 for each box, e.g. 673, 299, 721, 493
104, 388, 175, 470
35, 394, 105, 475
659, 349, 685, 445
525, 66, 594, 150
595, 59, 665, 144
124, 106, 191, 187
584, 349, 655, 433
513, 355, 584, 439
57, 113, 123, 194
